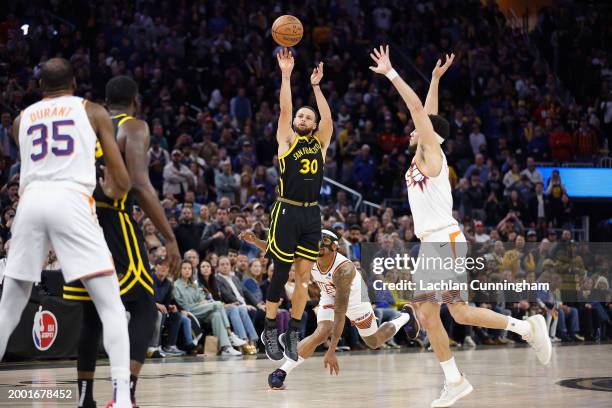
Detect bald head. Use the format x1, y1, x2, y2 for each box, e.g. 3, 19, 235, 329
40, 58, 74, 93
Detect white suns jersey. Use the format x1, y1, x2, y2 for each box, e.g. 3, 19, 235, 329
405, 150, 458, 239
18, 96, 97, 196
311, 251, 364, 306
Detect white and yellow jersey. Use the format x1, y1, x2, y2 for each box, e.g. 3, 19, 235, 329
18, 95, 97, 196
405, 150, 458, 239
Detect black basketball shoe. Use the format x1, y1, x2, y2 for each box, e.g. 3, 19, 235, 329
283, 325, 301, 362
401, 303, 421, 341
261, 326, 284, 361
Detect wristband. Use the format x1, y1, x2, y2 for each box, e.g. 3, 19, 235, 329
385, 69, 398, 81
312, 83, 320, 87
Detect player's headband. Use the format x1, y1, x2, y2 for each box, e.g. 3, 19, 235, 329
321, 229, 339, 243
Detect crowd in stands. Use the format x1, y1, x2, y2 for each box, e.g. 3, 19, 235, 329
0, 0, 611, 356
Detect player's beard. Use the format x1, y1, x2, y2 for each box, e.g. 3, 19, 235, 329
295, 125, 314, 136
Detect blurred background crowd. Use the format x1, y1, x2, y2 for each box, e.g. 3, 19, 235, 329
0, 0, 610, 356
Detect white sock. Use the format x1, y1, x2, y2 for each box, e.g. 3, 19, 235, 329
440, 357, 462, 385
506, 317, 530, 336
390, 312, 411, 334
111, 367, 131, 405
280, 356, 305, 374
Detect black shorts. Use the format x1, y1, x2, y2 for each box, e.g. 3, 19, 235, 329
266, 201, 321, 265
63, 207, 154, 303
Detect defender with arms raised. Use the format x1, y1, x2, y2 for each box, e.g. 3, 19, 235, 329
369, 46, 552, 407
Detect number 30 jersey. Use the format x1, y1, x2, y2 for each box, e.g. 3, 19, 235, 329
18, 96, 97, 196
277, 133, 324, 202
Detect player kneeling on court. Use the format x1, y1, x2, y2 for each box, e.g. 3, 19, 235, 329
241, 228, 420, 389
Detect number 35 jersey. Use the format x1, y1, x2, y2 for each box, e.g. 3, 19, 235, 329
278, 134, 324, 202
18, 96, 97, 196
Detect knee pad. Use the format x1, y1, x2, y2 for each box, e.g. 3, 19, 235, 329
266, 261, 292, 302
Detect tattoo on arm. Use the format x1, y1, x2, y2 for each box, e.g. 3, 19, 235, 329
329, 262, 356, 348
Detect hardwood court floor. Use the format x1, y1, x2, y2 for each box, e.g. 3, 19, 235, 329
1, 344, 611, 407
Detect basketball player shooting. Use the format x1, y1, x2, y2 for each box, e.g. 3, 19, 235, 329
241, 229, 419, 389
260, 48, 334, 362
0, 58, 133, 408
369, 46, 552, 407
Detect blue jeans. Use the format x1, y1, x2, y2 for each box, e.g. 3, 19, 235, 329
592, 302, 611, 323
226, 305, 258, 342
178, 314, 194, 345
166, 312, 194, 346
557, 306, 580, 336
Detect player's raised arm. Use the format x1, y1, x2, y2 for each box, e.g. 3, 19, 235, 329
424, 53, 455, 115
277, 48, 294, 148
123, 119, 180, 275
87, 102, 131, 199
369, 46, 439, 152
323, 261, 357, 375
310, 62, 333, 151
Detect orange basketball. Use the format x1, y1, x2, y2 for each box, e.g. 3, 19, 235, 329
271, 15, 303, 47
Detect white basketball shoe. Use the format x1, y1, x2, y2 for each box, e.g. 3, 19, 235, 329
431, 375, 474, 407
523, 314, 552, 365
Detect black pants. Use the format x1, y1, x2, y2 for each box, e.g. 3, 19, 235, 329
77, 290, 157, 372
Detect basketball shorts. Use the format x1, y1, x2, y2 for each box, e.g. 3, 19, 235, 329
317, 292, 378, 337
63, 206, 154, 302
413, 225, 468, 304
266, 201, 321, 265
4, 181, 115, 284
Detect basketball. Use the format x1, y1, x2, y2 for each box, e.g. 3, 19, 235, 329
271, 15, 303, 47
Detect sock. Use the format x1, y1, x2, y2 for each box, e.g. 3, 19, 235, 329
110, 367, 130, 405
129, 374, 138, 403
289, 318, 301, 330
265, 318, 277, 330
390, 313, 411, 334
440, 357, 462, 385
280, 356, 305, 374
506, 317, 531, 336
77, 379, 94, 407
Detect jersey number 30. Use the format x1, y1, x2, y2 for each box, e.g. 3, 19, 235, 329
299, 158, 318, 174
28, 120, 75, 161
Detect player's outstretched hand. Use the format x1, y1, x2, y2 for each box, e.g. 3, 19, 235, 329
239, 230, 257, 243
323, 349, 340, 375
369, 45, 393, 75
432, 53, 455, 80
311, 62, 324, 85
165, 239, 181, 277
98, 165, 122, 199
277, 48, 294, 76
